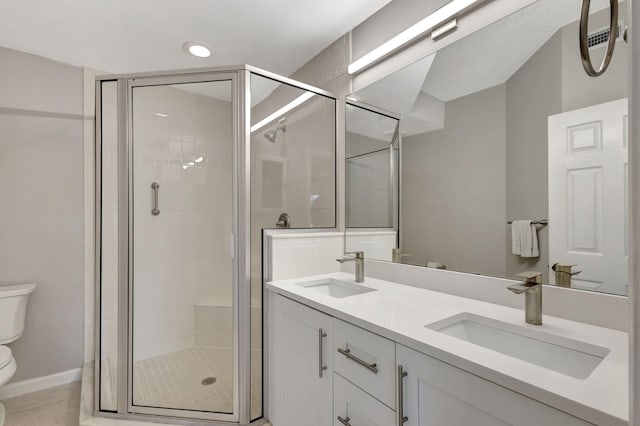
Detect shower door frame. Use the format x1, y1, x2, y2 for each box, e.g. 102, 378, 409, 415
95, 65, 338, 425
95, 67, 252, 424
127, 71, 243, 422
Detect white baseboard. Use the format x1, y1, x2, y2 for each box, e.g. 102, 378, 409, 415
0, 367, 82, 400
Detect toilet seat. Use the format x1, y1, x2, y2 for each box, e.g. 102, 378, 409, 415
0, 346, 10, 370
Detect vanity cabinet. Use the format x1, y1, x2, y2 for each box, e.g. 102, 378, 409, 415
272, 295, 333, 426
396, 344, 592, 426
271, 295, 595, 426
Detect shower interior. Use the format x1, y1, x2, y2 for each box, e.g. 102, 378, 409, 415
96, 66, 337, 424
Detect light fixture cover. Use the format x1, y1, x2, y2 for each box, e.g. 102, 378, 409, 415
183, 41, 213, 58
347, 0, 482, 74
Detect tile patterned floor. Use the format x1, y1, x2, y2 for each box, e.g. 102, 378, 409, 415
2, 381, 81, 426
131, 347, 262, 417
2, 347, 262, 426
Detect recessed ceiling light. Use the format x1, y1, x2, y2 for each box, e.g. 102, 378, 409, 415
183, 41, 212, 58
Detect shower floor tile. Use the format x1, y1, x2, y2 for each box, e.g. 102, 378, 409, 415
126, 347, 262, 416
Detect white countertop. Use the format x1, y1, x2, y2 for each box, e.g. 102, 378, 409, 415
266, 272, 628, 426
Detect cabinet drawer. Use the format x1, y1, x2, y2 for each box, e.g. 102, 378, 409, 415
334, 373, 395, 426
333, 318, 395, 408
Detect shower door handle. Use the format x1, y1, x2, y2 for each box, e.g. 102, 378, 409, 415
151, 182, 160, 216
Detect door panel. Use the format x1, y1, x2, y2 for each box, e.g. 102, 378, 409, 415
396, 345, 591, 426
130, 79, 236, 420
548, 98, 628, 295
273, 295, 333, 426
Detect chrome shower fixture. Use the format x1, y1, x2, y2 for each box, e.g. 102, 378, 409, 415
264, 125, 287, 143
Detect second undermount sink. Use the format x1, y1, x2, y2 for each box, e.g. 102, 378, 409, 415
426, 313, 610, 379
298, 278, 377, 298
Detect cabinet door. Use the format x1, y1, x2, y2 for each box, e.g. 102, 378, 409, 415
273, 295, 333, 426
333, 373, 395, 426
396, 345, 592, 426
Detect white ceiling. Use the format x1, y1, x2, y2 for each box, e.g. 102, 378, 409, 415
421, 0, 611, 102
351, 0, 615, 137
0, 0, 390, 77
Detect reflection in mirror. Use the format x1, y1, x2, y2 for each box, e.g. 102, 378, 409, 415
345, 103, 400, 229
345, 0, 628, 296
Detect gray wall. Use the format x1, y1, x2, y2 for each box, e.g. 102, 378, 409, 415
402, 84, 507, 276
0, 47, 84, 381
505, 32, 562, 282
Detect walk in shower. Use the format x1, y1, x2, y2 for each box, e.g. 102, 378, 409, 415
95, 66, 336, 424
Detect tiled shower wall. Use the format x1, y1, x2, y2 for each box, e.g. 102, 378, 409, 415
101, 83, 234, 363
132, 84, 233, 360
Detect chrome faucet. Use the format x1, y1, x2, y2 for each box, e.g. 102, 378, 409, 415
336, 251, 365, 283
507, 271, 543, 325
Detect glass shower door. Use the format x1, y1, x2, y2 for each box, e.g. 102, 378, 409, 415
129, 77, 237, 421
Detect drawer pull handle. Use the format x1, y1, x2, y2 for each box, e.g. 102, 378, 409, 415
337, 416, 352, 426
397, 365, 408, 424
319, 328, 328, 378
337, 347, 379, 374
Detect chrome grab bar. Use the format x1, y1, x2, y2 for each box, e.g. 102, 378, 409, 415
397, 365, 408, 425
151, 182, 160, 216
337, 416, 352, 426
337, 347, 379, 374
318, 328, 328, 378
579, 0, 618, 77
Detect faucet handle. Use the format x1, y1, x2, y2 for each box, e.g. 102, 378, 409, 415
345, 251, 364, 259
515, 271, 543, 284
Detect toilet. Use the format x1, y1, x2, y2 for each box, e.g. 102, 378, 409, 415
0, 283, 36, 425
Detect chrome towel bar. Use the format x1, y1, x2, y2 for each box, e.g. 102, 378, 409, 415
507, 219, 548, 226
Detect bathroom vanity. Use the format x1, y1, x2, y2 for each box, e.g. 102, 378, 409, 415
266, 273, 627, 426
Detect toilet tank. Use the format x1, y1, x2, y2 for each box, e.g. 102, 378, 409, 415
0, 283, 36, 344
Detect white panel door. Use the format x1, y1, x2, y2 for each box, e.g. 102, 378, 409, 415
273, 295, 333, 426
548, 98, 628, 294
396, 345, 591, 426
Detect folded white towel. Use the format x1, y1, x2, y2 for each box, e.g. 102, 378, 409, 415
511, 220, 539, 258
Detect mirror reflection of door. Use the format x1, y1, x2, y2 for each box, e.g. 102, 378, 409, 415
548, 98, 628, 294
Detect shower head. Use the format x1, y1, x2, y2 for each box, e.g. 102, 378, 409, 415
264, 129, 277, 143
264, 125, 287, 143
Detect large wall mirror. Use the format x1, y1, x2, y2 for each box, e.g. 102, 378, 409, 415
345, 0, 629, 296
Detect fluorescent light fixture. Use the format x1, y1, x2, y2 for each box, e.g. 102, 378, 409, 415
250, 92, 315, 133
431, 18, 458, 40
183, 41, 213, 58
154, 112, 168, 117
347, 0, 482, 74
195, 156, 204, 163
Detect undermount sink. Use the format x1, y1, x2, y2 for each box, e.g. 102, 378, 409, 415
298, 278, 377, 298
426, 313, 610, 379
